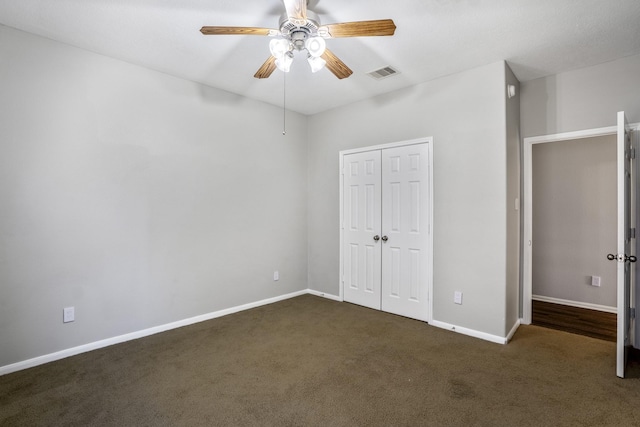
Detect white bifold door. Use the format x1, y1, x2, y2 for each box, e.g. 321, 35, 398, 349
342, 142, 432, 322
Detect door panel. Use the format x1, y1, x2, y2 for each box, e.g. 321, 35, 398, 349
343, 151, 382, 310
616, 111, 634, 378
381, 144, 431, 321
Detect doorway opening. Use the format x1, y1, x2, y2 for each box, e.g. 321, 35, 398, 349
529, 134, 617, 341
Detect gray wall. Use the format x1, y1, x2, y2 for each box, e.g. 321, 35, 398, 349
532, 136, 617, 307
16, 18, 638, 367
0, 25, 308, 367
521, 53, 640, 137
308, 61, 516, 338
505, 64, 521, 332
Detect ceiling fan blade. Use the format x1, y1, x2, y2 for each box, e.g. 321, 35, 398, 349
200, 26, 276, 36
321, 19, 396, 38
254, 56, 277, 79
321, 49, 353, 79
282, 0, 308, 26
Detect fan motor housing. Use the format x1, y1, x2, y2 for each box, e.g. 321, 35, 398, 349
278, 10, 321, 37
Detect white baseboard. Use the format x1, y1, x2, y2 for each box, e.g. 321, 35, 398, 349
430, 320, 509, 345
0, 289, 309, 377
532, 295, 616, 314
0, 290, 522, 376
306, 289, 342, 302
506, 319, 521, 343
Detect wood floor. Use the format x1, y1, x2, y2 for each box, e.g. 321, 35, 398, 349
532, 300, 617, 342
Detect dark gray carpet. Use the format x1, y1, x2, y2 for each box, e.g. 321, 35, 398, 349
1, 294, 639, 426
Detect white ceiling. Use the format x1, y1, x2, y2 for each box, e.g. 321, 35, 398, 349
1, 0, 640, 115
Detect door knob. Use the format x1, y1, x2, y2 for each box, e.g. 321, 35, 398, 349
381, 235, 388, 242
373, 235, 380, 242
607, 253, 638, 262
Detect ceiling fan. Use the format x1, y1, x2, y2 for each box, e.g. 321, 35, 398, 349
200, 0, 396, 79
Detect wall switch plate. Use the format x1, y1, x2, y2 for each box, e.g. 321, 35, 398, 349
591, 276, 601, 287
273, 271, 279, 281
454, 291, 463, 305
63, 307, 75, 323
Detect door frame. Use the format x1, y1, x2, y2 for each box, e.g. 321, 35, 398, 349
338, 137, 434, 323
522, 126, 618, 324
522, 123, 639, 338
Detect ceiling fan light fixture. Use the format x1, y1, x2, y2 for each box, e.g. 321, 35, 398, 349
200, 4, 395, 80
269, 38, 291, 59
307, 55, 327, 73
275, 51, 294, 73
305, 36, 326, 57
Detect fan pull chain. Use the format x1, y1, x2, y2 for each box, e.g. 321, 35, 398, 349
282, 71, 287, 135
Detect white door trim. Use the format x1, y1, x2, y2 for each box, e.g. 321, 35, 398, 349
340, 137, 432, 156
522, 124, 638, 324
339, 137, 434, 323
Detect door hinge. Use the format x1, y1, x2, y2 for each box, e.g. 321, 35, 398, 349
630, 228, 637, 239
631, 308, 636, 320
627, 148, 636, 159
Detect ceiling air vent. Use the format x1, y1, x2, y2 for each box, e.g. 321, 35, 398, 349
367, 66, 399, 80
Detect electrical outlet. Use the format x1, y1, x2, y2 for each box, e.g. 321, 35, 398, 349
63, 307, 75, 323
454, 291, 463, 305
591, 276, 601, 287
273, 271, 279, 281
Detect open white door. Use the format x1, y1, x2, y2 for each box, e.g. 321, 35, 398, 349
614, 111, 635, 378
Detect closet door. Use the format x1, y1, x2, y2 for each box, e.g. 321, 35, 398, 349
343, 150, 382, 310
381, 144, 431, 321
